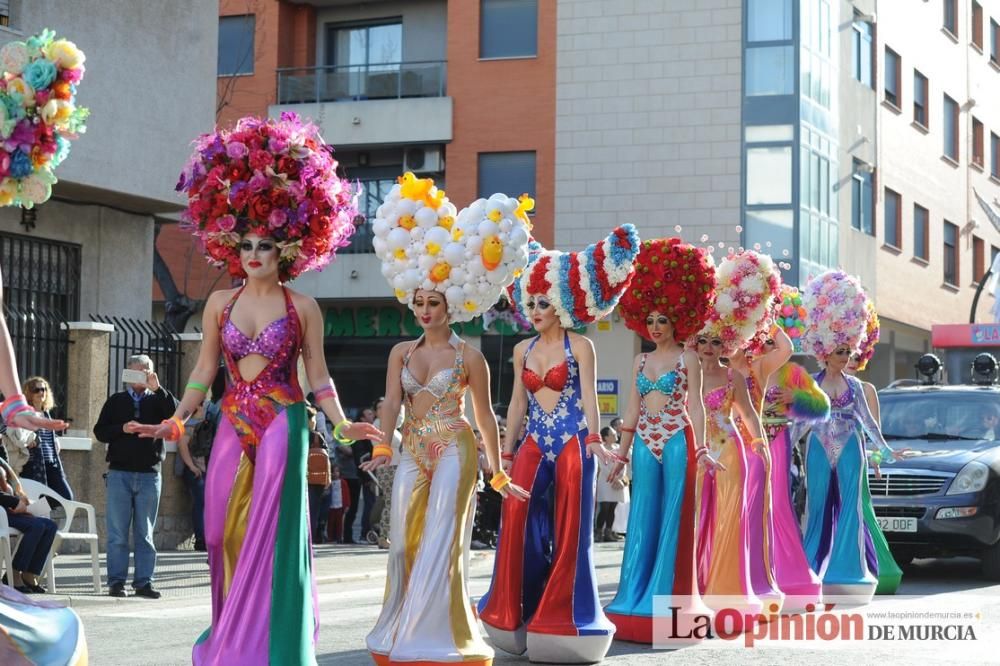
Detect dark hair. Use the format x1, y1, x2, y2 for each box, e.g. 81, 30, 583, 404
600, 426, 615, 439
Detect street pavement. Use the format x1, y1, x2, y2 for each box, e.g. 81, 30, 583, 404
44, 542, 1000, 665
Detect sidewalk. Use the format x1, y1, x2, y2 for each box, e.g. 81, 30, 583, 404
43, 542, 494, 609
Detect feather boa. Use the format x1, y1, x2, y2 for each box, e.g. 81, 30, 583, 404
775, 362, 830, 421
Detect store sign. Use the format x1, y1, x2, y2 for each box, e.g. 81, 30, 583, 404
323, 305, 528, 338
597, 379, 619, 416
932, 324, 1000, 347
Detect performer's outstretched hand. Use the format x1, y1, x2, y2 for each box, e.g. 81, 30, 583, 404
343, 421, 384, 443
498, 480, 529, 502
587, 441, 614, 465
698, 450, 726, 472
360, 454, 390, 473
11, 410, 68, 432
133, 421, 172, 439
608, 461, 627, 483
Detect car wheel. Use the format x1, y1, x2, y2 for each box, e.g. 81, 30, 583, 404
891, 547, 915, 568
982, 542, 1000, 581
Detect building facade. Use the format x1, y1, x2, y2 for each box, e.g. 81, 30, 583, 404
156, 0, 1000, 420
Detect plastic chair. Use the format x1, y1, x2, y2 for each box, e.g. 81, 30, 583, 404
0, 505, 56, 589
18, 478, 101, 593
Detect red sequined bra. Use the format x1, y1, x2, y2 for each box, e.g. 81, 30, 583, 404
521, 334, 571, 393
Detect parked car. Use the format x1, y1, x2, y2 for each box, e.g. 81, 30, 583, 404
873, 383, 1000, 579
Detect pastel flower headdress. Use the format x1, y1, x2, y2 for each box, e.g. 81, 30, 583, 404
619, 237, 717, 343
373, 172, 533, 322
700, 250, 782, 356
801, 270, 870, 359
0, 30, 89, 208
855, 298, 880, 371
177, 112, 359, 281
509, 225, 641, 329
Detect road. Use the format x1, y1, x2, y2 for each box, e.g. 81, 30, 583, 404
48, 543, 1000, 665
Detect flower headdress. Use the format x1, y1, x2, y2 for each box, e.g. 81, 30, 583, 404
509, 225, 641, 330
776, 285, 808, 352
619, 237, 717, 343
801, 270, 870, 359
700, 250, 782, 356
177, 112, 359, 281
855, 298, 880, 371
0, 30, 89, 208
373, 172, 532, 322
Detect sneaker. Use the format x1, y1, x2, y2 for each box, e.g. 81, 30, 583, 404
604, 528, 623, 543
108, 582, 127, 598
377, 537, 390, 550
133, 584, 161, 599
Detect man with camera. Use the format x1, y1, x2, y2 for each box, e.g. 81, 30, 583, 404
94, 354, 178, 599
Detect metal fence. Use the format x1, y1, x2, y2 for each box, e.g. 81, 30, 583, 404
3, 305, 71, 419
90, 315, 184, 398
276, 60, 447, 105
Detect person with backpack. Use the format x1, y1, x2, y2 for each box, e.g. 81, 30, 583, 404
178, 395, 221, 552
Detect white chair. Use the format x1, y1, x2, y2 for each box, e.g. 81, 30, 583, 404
0, 502, 56, 590
18, 479, 101, 593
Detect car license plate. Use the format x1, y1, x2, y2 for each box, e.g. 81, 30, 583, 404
877, 517, 918, 533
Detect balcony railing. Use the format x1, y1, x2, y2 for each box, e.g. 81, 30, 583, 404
277, 61, 447, 105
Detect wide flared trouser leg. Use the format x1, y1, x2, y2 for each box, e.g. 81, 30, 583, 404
478, 440, 553, 636
385, 432, 492, 663
861, 471, 903, 594
824, 434, 876, 590
767, 429, 822, 604
803, 434, 835, 576
0, 586, 88, 666
743, 440, 782, 609
367, 453, 421, 656
195, 404, 317, 666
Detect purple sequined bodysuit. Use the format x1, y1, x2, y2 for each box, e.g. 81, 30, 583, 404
222, 311, 292, 361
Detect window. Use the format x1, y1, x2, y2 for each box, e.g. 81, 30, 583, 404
218, 15, 256, 76
943, 0, 957, 37
851, 160, 874, 235
973, 2, 984, 49
884, 188, 902, 249
0, 0, 13, 28
746, 46, 794, 96
746, 146, 793, 204
852, 15, 873, 87
943, 94, 959, 161
478, 152, 536, 200
992, 19, 1000, 63
944, 220, 959, 286
480, 0, 538, 59
992, 132, 1000, 178
914, 204, 930, 261
913, 71, 929, 127
327, 22, 403, 69
973, 117, 985, 167
747, 0, 792, 42
884, 47, 901, 108
974, 236, 986, 284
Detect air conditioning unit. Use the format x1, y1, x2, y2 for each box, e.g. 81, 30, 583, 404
403, 147, 444, 174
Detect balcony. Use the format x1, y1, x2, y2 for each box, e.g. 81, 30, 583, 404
272, 61, 452, 147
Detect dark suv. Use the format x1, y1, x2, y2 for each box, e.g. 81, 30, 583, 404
873, 384, 1000, 579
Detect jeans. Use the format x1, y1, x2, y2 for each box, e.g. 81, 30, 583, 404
105, 470, 161, 588
342, 478, 361, 542
308, 484, 331, 542
6, 513, 58, 575
181, 467, 206, 546
21, 458, 74, 502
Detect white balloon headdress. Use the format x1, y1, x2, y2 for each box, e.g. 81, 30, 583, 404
373, 173, 533, 322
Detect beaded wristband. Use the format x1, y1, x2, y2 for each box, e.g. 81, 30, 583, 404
584, 433, 602, 445
313, 382, 337, 403
373, 444, 393, 459
332, 419, 354, 444
619, 426, 636, 434
501, 452, 515, 461
161, 416, 186, 441
870, 450, 883, 466
490, 470, 512, 492
611, 452, 630, 464
1, 394, 32, 427
185, 381, 209, 394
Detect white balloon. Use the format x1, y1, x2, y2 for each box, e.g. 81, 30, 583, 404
450, 267, 466, 283
372, 237, 387, 256
403, 269, 422, 289
467, 236, 484, 253
417, 254, 436, 271
467, 200, 486, 220
501, 198, 517, 215
446, 285, 465, 306
487, 193, 506, 204
421, 279, 434, 291
381, 263, 394, 279
425, 226, 450, 248
386, 227, 410, 250
392, 274, 407, 290
372, 218, 390, 238
396, 198, 417, 216
509, 226, 529, 247
499, 219, 513, 233
415, 206, 438, 228
486, 269, 508, 285
443, 242, 466, 266
410, 226, 426, 242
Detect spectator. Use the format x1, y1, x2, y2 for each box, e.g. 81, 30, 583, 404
93, 354, 177, 599
371, 397, 402, 550
18, 376, 73, 502
594, 426, 626, 543
334, 426, 361, 544
0, 459, 57, 593
306, 407, 332, 544
609, 417, 624, 442
326, 464, 350, 543
354, 407, 377, 544
177, 391, 221, 552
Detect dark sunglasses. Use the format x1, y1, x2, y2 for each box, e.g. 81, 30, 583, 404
30, 385, 48, 394
696, 338, 724, 347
